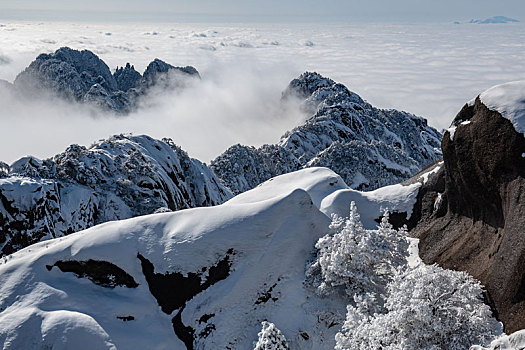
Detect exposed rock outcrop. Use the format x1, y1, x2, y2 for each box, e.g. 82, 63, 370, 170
114, 63, 141, 91
141, 58, 200, 90
409, 95, 525, 333
212, 72, 442, 194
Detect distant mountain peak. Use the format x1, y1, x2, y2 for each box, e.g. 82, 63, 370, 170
469, 16, 519, 24
13, 47, 200, 114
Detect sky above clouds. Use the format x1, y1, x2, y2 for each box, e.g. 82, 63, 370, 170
1, 0, 524, 22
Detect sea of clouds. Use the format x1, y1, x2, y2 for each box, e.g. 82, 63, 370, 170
0, 21, 524, 164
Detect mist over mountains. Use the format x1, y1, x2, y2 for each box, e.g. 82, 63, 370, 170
0, 47, 442, 257
1, 21, 524, 165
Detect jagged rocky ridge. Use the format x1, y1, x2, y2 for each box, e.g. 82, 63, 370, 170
12, 47, 200, 113
404, 83, 525, 333
211, 72, 442, 194
0, 134, 232, 257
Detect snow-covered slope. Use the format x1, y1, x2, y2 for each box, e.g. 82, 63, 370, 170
480, 81, 525, 137
0, 134, 232, 256
0, 167, 422, 349
13, 47, 200, 113
212, 72, 442, 194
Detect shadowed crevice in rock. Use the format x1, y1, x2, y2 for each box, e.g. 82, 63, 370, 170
374, 211, 409, 230
46, 260, 139, 288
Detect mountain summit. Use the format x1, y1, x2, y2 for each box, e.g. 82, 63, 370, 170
13, 47, 200, 113
212, 72, 442, 194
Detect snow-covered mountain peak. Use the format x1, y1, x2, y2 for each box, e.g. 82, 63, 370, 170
12, 47, 200, 113
282, 72, 336, 100
469, 16, 520, 24
0, 168, 336, 349
282, 72, 364, 114
0, 134, 232, 257
213, 72, 442, 195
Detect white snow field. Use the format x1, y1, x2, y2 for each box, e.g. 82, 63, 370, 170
0, 167, 425, 349
0, 22, 524, 164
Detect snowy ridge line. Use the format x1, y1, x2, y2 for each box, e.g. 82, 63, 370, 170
0, 168, 341, 349
8, 47, 200, 114
0, 134, 232, 257
212, 72, 442, 195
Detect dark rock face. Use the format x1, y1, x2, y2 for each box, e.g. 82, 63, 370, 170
410, 97, 525, 333
0, 134, 232, 257
0, 162, 8, 178
212, 72, 442, 194
137, 250, 233, 314
114, 63, 141, 91
46, 259, 139, 288
13, 47, 199, 114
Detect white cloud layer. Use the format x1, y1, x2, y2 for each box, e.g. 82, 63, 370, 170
0, 21, 524, 164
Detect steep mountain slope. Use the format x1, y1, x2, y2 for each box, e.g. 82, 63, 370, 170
0, 134, 232, 257
212, 72, 442, 194
13, 47, 200, 113
407, 81, 525, 333
0, 167, 425, 350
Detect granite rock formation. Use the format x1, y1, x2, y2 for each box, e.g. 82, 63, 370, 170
409, 96, 525, 333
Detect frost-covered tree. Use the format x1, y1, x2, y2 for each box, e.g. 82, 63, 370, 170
253, 321, 289, 350
335, 263, 502, 350
310, 202, 409, 299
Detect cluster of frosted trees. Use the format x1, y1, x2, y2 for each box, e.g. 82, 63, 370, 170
254, 202, 504, 350
316, 202, 501, 350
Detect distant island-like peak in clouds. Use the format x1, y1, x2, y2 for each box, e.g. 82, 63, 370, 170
469, 16, 520, 24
